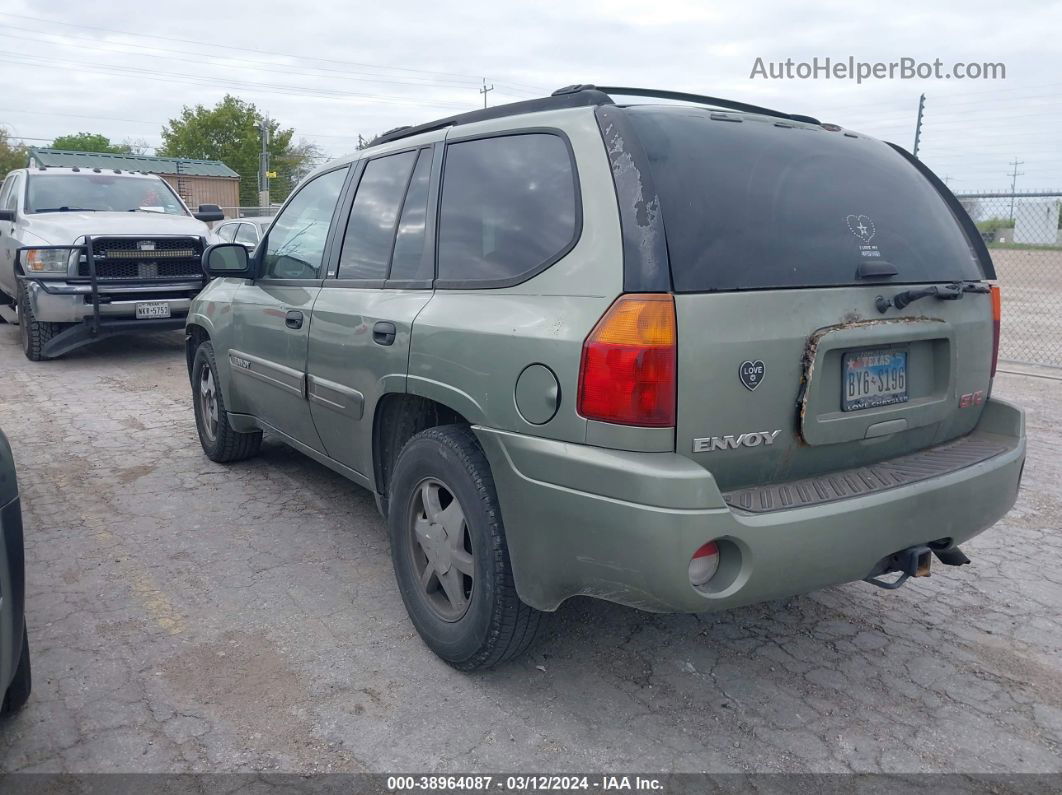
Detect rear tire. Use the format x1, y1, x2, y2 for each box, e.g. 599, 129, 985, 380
192, 341, 262, 463
1, 628, 31, 715
17, 282, 64, 361
388, 425, 543, 670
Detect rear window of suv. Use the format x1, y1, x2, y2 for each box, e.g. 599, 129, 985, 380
625, 106, 984, 292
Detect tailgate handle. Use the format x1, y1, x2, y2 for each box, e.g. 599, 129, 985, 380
856, 260, 898, 279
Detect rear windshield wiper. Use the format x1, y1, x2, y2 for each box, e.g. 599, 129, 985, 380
875, 282, 990, 313
33, 207, 97, 213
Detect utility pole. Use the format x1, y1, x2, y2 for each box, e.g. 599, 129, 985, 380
479, 78, 494, 108
912, 93, 925, 159
258, 119, 271, 209
1007, 158, 1024, 222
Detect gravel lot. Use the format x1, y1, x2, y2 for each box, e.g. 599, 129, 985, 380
0, 324, 1059, 774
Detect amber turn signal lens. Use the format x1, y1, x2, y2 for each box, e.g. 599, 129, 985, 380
577, 294, 676, 428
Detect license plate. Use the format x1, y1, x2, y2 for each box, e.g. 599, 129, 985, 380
842, 349, 908, 411
135, 301, 171, 320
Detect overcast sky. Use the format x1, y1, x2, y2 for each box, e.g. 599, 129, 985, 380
1, 0, 1059, 194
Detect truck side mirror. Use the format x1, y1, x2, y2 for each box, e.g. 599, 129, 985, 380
194, 204, 225, 223
0, 209, 15, 222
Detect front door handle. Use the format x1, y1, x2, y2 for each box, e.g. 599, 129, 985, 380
373, 321, 397, 346
285, 310, 304, 329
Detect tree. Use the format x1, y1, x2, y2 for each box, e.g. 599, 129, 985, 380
50, 132, 132, 154
0, 129, 28, 175
121, 138, 151, 156
159, 95, 312, 206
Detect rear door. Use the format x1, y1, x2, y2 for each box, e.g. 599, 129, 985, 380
619, 106, 995, 491
306, 146, 437, 476
229, 166, 349, 451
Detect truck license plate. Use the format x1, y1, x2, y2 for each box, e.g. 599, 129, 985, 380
842, 349, 908, 411
135, 301, 171, 320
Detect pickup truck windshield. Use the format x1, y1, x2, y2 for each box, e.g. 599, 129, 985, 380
26, 174, 188, 216
625, 106, 984, 292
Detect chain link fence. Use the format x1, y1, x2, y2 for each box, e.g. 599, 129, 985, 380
956, 191, 1062, 368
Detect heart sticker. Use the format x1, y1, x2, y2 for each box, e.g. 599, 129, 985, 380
739, 360, 765, 391
846, 214, 876, 243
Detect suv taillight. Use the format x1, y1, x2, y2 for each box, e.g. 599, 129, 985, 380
577, 293, 676, 427
990, 285, 1001, 377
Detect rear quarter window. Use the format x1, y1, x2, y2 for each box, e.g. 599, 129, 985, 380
437, 132, 578, 287
625, 107, 983, 292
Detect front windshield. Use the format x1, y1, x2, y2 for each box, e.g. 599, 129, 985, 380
26, 174, 188, 215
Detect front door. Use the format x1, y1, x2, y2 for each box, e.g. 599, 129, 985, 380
307, 146, 438, 475
229, 166, 350, 451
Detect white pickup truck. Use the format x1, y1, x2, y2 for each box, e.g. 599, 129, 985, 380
0, 166, 223, 360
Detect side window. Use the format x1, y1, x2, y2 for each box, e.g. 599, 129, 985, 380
1, 175, 19, 212
216, 223, 237, 242
262, 167, 348, 280
437, 133, 577, 285
234, 223, 258, 246
336, 151, 417, 280
388, 149, 433, 282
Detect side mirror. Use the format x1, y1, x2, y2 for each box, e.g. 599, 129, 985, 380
194, 204, 225, 223
0, 209, 15, 222
203, 243, 252, 278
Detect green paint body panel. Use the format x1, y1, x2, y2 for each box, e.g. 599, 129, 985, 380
186, 101, 1026, 615
474, 399, 1024, 611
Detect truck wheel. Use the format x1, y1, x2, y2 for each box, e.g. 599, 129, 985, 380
17, 282, 64, 361
388, 425, 543, 670
192, 341, 262, 463
1, 628, 31, 715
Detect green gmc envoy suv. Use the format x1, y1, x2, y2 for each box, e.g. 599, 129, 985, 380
186, 85, 1026, 670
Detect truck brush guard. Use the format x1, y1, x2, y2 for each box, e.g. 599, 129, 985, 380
15, 237, 207, 357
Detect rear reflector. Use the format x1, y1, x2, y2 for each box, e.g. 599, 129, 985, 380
990, 285, 1001, 377
577, 293, 676, 427
689, 541, 720, 587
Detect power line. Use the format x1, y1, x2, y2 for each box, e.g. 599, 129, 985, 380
0, 11, 550, 93
0, 25, 485, 93
0, 52, 475, 109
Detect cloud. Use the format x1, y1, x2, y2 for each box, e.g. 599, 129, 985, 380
0, 0, 1058, 191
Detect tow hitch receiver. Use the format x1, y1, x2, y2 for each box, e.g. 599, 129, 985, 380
864, 545, 933, 590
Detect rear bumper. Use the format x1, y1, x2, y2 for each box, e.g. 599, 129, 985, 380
474, 397, 1026, 613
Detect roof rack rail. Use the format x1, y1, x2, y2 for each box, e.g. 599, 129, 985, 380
370, 88, 612, 146
369, 84, 818, 147
593, 86, 820, 125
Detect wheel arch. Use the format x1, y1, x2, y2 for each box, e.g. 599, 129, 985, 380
185, 322, 211, 380
372, 393, 472, 509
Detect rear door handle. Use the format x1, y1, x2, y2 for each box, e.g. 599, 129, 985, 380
285, 310, 304, 329
373, 321, 397, 346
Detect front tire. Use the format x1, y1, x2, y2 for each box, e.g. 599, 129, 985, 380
1, 628, 31, 715
191, 341, 262, 463
17, 282, 64, 361
388, 425, 543, 670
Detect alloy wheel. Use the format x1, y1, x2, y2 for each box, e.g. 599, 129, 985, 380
199, 367, 219, 442
408, 478, 475, 621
